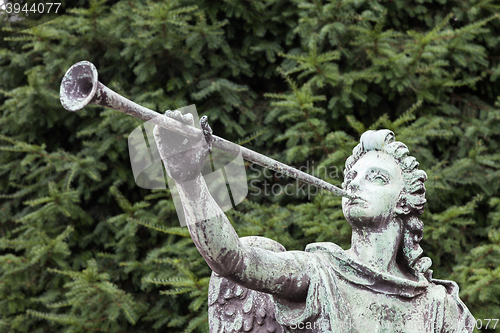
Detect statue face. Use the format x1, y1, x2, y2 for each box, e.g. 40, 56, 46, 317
342, 151, 404, 229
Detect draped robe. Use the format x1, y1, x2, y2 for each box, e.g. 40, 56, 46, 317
273, 242, 475, 333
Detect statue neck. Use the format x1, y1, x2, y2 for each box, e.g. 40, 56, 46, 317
347, 219, 405, 278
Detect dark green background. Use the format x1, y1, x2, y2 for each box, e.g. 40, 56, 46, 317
1, 0, 499, 332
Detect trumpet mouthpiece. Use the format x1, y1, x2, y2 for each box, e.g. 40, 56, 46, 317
60, 61, 98, 112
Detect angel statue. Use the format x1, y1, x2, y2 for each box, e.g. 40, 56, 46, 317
153, 111, 475, 333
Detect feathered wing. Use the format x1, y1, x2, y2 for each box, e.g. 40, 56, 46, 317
208, 236, 286, 333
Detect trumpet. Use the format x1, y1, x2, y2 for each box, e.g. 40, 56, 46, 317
60, 61, 352, 198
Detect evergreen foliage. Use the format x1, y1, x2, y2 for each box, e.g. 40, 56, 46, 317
1, 0, 499, 332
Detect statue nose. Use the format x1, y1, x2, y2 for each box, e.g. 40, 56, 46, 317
347, 180, 360, 193
348, 173, 362, 190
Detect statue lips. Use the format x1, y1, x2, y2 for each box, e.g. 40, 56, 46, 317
347, 196, 367, 206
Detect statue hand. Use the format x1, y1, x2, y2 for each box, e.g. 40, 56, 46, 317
153, 110, 212, 183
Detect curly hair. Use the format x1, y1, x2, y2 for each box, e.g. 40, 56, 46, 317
343, 130, 432, 277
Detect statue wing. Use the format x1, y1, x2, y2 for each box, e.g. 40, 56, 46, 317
208, 236, 286, 333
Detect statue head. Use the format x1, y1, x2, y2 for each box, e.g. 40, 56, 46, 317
342, 130, 431, 275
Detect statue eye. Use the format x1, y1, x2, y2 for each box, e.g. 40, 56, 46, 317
373, 176, 387, 185
368, 171, 389, 185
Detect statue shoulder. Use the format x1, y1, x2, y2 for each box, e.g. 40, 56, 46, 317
430, 278, 475, 333
305, 242, 344, 253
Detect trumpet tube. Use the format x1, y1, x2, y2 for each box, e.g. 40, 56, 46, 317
60, 61, 202, 141
60, 61, 352, 198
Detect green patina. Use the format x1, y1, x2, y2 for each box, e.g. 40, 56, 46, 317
156, 127, 474, 332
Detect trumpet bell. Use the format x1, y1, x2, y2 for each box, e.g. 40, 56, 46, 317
60, 61, 98, 112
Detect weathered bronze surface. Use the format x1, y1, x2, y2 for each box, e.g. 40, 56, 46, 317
154, 118, 475, 333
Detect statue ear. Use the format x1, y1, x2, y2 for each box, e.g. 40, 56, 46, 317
395, 194, 410, 215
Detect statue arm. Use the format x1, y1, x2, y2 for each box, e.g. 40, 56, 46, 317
177, 174, 310, 302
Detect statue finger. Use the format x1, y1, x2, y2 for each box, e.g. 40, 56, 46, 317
171, 110, 183, 121
182, 113, 195, 126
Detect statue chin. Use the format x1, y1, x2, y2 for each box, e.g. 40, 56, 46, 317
343, 206, 396, 231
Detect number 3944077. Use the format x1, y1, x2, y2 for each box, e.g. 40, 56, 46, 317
2, 2, 61, 14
